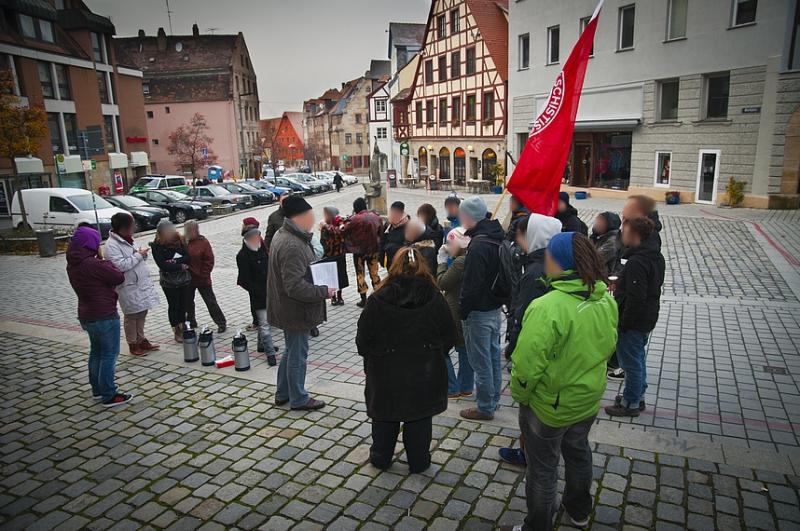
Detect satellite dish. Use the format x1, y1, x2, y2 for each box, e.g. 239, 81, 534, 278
175, 42, 183, 52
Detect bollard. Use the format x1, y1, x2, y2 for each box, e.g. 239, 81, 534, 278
232, 330, 250, 371
198, 326, 216, 366
183, 322, 199, 362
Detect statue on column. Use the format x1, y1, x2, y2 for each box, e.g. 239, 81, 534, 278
363, 137, 388, 215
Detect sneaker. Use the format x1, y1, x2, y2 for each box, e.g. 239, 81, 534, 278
614, 394, 646, 411
561, 505, 589, 528
460, 391, 473, 397
607, 367, 625, 381
103, 393, 133, 407
245, 323, 258, 331
448, 392, 461, 399
604, 402, 640, 417
310, 327, 320, 338
292, 398, 326, 411
275, 398, 289, 406
459, 407, 494, 421
498, 447, 527, 466
92, 394, 102, 401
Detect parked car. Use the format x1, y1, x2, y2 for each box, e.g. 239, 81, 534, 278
262, 168, 276, 180
283, 173, 327, 193
130, 174, 190, 194
105, 195, 170, 232
131, 190, 212, 223
186, 184, 253, 209
11, 188, 127, 237
219, 182, 276, 206
245, 179, 291, 197
311, 172, 334, 186
299, 165, 312, 173
342, 173, 359, 185
270, 177, 311, 195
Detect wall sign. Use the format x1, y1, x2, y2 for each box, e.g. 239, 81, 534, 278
741, 106, 761, 114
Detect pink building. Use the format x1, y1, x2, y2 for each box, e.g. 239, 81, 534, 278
114, 25, 261, 177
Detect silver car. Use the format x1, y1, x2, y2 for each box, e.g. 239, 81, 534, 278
186, 185, 253, 209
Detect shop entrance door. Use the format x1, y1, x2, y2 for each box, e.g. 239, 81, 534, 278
695, 150, 720, 204
574, 143, 592, 187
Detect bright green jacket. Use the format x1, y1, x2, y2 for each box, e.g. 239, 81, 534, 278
511, 273, 618, 428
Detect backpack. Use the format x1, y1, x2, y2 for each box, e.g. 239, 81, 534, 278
471, 236, 516, 306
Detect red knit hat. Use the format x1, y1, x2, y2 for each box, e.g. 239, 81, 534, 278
242, 217, 259, 228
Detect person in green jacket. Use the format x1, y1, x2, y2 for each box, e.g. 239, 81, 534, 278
505, 232, 618, 531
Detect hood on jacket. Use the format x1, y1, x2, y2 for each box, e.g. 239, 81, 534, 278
526, 214, 562, 253
600, 212, 621, 232
547, 272, 609, 302
466, 217, 504, 241
648, 210, 662, 233
66, 244, 97, 266
374, 276, 437, 309
557, 203, 579, 221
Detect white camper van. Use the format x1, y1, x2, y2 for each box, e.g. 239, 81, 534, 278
11, 188, 127, 237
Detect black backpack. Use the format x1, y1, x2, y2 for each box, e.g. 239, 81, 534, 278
470, 236, 516, 306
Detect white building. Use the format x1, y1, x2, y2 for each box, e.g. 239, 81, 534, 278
508, 0, 800, 208
367, 82, 391, 171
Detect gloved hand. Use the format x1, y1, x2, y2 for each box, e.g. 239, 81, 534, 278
437, 246, 449, 265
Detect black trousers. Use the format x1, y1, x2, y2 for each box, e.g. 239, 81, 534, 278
186, 286, 226, 328
370, 417, 432, 473
162, 285, 191, 327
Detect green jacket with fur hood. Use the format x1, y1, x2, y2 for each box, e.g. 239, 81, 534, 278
511, 273, 618, 427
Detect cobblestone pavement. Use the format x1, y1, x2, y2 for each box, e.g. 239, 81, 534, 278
2, 186, 800, 528
3, 332, 800, 531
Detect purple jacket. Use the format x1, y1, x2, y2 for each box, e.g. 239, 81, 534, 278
66, 245, 125, 322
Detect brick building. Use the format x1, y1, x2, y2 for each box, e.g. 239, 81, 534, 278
115, 25, 260, 179
0, 0, 150, 217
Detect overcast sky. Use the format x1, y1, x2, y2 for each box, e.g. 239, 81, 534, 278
85, 0, 430, 118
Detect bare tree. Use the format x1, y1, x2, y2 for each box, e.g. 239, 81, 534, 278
167, 113, 218, 179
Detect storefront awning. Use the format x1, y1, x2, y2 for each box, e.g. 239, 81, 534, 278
573, 119, 640, 131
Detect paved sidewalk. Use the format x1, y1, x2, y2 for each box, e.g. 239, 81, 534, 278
3, 331, 800, 531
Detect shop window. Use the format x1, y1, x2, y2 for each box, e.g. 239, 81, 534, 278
592, 132, 631, 190
704, 73, 730, 119
732, 0, 757, 26
618, 4, 635, 50
667, 0, 688, 40
519, 34, 530, 69
547, 26, 560, 64
655, 152, 671, 186
657, 79, 679, 121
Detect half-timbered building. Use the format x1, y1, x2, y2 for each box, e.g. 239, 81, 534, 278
406, 0, 508, 186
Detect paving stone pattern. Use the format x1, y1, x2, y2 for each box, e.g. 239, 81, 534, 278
3, 332, 800, 530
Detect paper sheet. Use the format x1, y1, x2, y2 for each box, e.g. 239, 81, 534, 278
310, 261, 339, 290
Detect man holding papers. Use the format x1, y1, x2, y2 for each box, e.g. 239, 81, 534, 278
267, 195, 335, 411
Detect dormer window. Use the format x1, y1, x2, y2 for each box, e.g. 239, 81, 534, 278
19, 14, 54, 43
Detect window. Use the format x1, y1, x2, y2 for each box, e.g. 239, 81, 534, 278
519, 34, 530, 69
19, 15, 36, 38
165, 106, 170, 114
483, 91, 495, 121
38, 62, 54, 98
91, 32, 105, 63
425, 60, 434, 85
356, 133, 363, 144
451, 51, 461, 77
20, 15, 54, 43
152, 139, 159, 145
732, 0, 757, 26
466, 47, 476, 74
547, 26, 560, 64
97, 72, 109, 103
452, 96, 461, 123
450, 9, 460, 33
142, 82, 150, 95
438, 55, 447, 81
355, 113, 362, 124
63, 113, 77, 153
439, 98, 448, 125
2, 55, 23, 96
146, 110, 154, 118
580, 17, 595, 56
437, 14, 446, 39
50, 196, 76, 213
375, 99, 386, 113
704, 73, 730, 119
618, 4, 635, 50
39, 20, 53, 43
426, 100, 434, 124
377, 127, 387, 139
54, 64, 70, 100
47, 113, 63, 155
657, 79, 679, 120
667, 0, 688, 40
345, 133, 352, 144
415, 102, 423, 126
103, 115, 116, 153
466, 94, 476, 121
655, 152, 671, 186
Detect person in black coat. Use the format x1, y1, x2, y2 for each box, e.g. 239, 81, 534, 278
151, 220, 191, 343
556, 191, 588, 235
333, 171, 344, 192
236, 226, 276, 353
604, 217, 665, 418
417, 203, 444, 250
590, 211, 622, 276
356, 246, 456, 473
379, 201, 410, 267
405, 218, 438, 274
505, 195, 530, 242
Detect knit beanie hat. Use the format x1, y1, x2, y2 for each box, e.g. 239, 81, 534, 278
71, 225, 101, 251
242, 217, 259, 228
459, 196, 488, 223
547, 232, 576, 271
353, 197, 367, 213
446, 226, 471, 249
283, 195, 313, 218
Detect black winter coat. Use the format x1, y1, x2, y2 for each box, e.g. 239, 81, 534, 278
505, 208, 530, 241
151, 241, 191, 288
615, 241, 665, 332
556, 205, 588, 235
506, 248, 549, 356
379, 216, 409, 267
236, 242, 268, 309
265, 208, 285, 249
408, 227, 438, 274
460, 217, 505, 319
427, 217, 444, 250
356, 276, 456, 422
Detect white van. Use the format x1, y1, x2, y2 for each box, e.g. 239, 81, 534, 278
11, 188, 127, 237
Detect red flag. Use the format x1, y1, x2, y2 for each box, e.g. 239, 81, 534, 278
507, 1, 603, 216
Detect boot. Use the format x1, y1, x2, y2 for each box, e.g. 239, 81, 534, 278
173, 325, 183, 343
357, 293, 367, 308
337, 291, 344, 305
128, 342, 147, 357
139, 338, 160, 351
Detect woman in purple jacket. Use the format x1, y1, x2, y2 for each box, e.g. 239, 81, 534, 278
66, 226, 132, 407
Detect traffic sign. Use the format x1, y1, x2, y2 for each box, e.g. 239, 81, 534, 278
399, 142, 409, 156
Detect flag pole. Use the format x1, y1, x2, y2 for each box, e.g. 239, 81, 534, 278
490, 150, 518, 219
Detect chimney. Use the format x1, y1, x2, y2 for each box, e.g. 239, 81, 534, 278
137, 29, 145, 38
192, 23, 200, 37
156, 27, 167, 52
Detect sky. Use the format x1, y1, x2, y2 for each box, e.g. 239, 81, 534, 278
85, 0, 430, 118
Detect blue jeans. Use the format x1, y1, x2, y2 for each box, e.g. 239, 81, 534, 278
462, 309, 502, 416
277, 329, 310, 408
81, 316, 121, 401
519, 405, 595, 531
616, 329, 649, 408
446, 346, 474, 395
